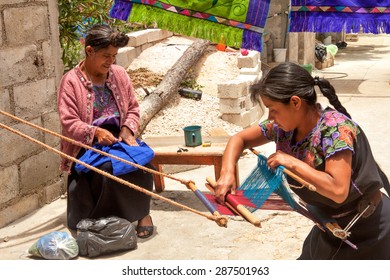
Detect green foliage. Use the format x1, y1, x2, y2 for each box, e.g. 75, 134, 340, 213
58, 0, 137, 71
180, 69, 204, 91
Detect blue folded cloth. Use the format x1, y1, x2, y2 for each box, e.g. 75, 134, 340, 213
75, 140, 154, 176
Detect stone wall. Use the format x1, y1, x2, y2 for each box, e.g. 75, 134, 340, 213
0, 0, 64, 228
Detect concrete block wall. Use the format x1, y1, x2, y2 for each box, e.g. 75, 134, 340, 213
218, 51, 264, 128
0, 0, 64, 228
116, 29, 173, 69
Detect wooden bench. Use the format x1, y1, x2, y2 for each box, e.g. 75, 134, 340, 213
143, 136, 239, 192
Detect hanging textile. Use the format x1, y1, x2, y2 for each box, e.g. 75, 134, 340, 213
290, 0, 390, 34
109, 0, 271, 52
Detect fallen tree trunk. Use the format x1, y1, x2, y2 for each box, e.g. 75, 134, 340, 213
137, 38, 210, 135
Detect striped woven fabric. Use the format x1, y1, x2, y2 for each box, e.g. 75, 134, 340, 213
290, 0, 390, 34
109, 0, 271, 52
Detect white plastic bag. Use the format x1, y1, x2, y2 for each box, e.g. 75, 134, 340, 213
28, 231, 79, 260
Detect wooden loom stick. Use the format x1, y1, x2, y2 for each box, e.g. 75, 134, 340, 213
206, 177, 261, 228
204, 181, 242, 216
186, 181, 228, 227
249, 148, 317, 192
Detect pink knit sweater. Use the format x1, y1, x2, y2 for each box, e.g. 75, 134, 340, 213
57, 62, 140, 173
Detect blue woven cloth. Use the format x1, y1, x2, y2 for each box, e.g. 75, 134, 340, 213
75, 140, 154, 176
290, 0, 390, 34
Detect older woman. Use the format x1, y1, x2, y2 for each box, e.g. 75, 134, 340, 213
58, 24, 154, 239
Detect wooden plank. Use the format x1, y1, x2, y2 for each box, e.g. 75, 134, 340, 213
142, 135, 230, 148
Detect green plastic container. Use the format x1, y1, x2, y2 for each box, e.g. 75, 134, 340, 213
301, 64, 313, 75
183, 125, 202, 147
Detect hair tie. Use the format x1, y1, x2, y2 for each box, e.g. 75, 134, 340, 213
314, 76, 320, 86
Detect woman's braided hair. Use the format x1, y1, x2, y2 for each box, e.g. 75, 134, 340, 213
250, 62, 351, 119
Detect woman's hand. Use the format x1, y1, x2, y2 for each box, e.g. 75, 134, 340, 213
119, 126, 138, 146
94, 127, 118, 146
214, 172, 237, 205
267, 150, 296, 170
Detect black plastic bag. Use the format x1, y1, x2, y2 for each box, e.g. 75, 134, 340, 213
76, 216, 137, 258
315, 43, 327, 63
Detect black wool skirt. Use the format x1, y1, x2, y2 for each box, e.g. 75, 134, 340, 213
66, 161, 154, 230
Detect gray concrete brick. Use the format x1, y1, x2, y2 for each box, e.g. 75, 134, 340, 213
0, 194, 39, 228
0, 165, 19, 205
0, 118, 43, 166
221, 111, 251, 128
3, 6, 49, 46
42, 111, 61, 147
0, 88, 11, 125
42, 40, 56, 76
219, 96, 247, 114
217, 79, 248, 98
237, 51, 260, 68
147, 29, 173, 43
0, 14, 3, 47
245, 94, 255, 110
44, 179, 66, 204
20, 149, 61, 194
239, 63, 262, 76
0, 45, 39, 87
127, 29, 151, 47
236, 74, 259, 85
14, 78, 56, 119
116, 46, 142, 69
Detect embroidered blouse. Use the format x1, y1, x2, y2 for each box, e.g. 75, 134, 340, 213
259, 106, 385, 214
92, 84, 120, 128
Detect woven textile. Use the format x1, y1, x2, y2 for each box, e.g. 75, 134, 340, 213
109, 0, 271, 52
290, 0, 390, 34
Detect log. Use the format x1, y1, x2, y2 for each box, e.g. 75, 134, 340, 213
137, 39, 211, 135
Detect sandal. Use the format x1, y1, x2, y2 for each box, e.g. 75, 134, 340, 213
136, 216, 154, 239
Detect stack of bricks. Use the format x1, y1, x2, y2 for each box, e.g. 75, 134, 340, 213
217, 51, 264, 128
116, 29, 173, 69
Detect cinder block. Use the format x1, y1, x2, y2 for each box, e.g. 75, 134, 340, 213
116, 46, 140, 69
44, 180, 66, 204
221, 111, 251, 128
0, 165, 19, 205
20, 149, 62, 194
0, 194, 39, 228
0, 88, 11, 125
4, 6, 49, 46
126, 29, 150, 47
14, 78, 56, 119
42, 111, 61, 147
237, 50, 260, 68
126, 29, 173, 47
0, 119, 42, 165
245, 94, 254, 110
236, 74, 259, 85
147, 29, 173, 43
0, 45, 38, 87
217, 79, 248, 98
219, 96, 247, 114
239, 63, 262, 76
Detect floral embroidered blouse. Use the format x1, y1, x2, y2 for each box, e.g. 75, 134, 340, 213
259, 106, 385, 214
92, 84, 120, 128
